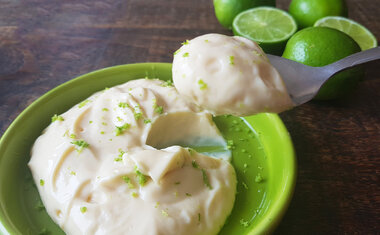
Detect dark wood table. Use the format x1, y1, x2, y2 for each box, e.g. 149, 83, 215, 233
0, 0, 379, 234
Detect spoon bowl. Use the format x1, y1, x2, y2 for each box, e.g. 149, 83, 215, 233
268, 47, 380, 105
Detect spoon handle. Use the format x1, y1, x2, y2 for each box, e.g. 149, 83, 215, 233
325, 47, 380, 75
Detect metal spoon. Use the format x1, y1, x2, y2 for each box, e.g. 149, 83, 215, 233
267, 47, 380, 105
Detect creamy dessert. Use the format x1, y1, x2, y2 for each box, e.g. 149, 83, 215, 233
29, 33, 294, 235
29, 79, 236, 235
172, 33, 293, 116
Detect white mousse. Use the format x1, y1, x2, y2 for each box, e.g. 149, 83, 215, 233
172, 33, 293, 116
29, 79, 236, 235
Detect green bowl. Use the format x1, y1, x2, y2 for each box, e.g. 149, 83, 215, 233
0, 63, 296, 235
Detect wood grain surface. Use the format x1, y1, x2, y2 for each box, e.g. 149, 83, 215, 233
0, 0, 379, 234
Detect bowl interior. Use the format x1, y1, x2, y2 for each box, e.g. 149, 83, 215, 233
0, 63, 296, 235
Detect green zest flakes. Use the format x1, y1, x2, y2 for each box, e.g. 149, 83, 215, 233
70, 134, 77, 139
198, 79, 207, 90
122, 176, 135, 189
133, 105, 143, 120
192, 160, 199, 169
63, 130, 69, 137
174, 49, 181, 55
161, 80, 173, 87
39, 179, 45, 186
114, 149, 125, 162
114, 156, 122, 162
229, 55, 235, 65
227, 139, 235, 150
71, 140, 90, 153
155, 105, 163, 114
201, 169, 212, 190
115, 123, 131, 136
182, 52, 189, 57
134, 112, 143, 120
102, 108, 109, 112
192, 160, 212, 190
161, 209, 169, 217
131, 192, 138, 198
153, 99, 164, 114
51, 114, 64, 122
181, 39, 190, 45
252, 50, 262, 57
185, 193, 192, 197
78, 100, 91, 108
118, 102, 129, 108
133, 113, 142, 121
70, 171, 76, 176
135, 167, 147, 186
242, 182, 249, 190
143, 119, 152, 124
240, 218, 250, 227
255, 173, 263, 183
80, 206, 87, 213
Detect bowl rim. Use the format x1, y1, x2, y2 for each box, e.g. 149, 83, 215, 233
246, 113, 297, 235
0, 62, 296, 235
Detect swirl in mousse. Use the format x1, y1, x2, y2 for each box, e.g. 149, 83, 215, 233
29, 79, 236, 235
172, 33, 293, 116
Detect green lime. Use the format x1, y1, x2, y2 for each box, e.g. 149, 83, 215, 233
213, 0, 275, 29
314, 16, 378, 51
282, 27, 364, 100
232, 7, 297, 55
289, 0, 347, 28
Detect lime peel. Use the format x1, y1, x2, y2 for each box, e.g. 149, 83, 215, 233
314, 16, 378, 51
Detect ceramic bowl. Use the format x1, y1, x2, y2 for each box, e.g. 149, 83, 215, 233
0, 63, 296, 234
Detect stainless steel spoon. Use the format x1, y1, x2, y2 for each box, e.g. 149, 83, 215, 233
267, 47, 380, 105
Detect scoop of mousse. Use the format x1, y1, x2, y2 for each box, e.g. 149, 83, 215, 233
172, 33, 293, 116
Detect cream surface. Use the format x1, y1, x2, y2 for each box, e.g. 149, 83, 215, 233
29, 79, 236, 235
172, 33, 293, 116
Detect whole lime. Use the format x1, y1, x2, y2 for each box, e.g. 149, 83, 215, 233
213, 0, 276, 29
288, 0, 348, 28
282, 27, 364, 100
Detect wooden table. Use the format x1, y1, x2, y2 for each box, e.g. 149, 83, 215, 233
0, 0, 379, 234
